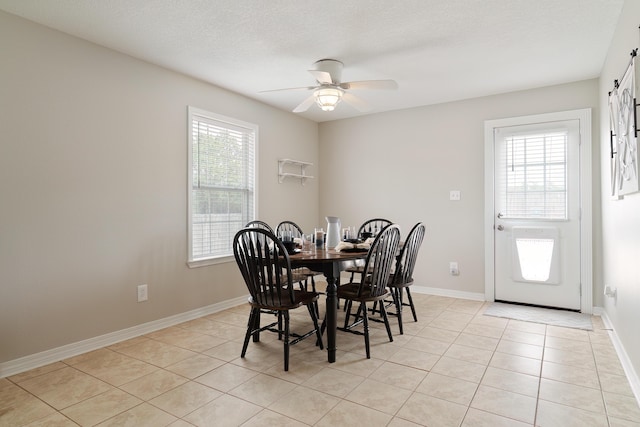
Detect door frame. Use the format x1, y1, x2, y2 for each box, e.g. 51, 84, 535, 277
484, 109, 593, 313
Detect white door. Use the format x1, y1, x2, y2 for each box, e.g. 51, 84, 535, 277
493, 120, 582, 310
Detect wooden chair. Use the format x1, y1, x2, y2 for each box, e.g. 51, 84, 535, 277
245, 220, 274, 233
356, 218, 393, 240
276, 220, 321, 292
233, 227, 324, 371
382, 222, 426, 335
343, 218, 393, 291
333, 224, 401, 358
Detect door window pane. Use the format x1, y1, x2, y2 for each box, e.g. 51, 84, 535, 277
500, 131, 568, 219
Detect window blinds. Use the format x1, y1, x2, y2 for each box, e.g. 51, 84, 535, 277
500, 131, 568, 219
189, 109, 256, 260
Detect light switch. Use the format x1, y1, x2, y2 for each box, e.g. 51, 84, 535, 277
449, 190, 461, 201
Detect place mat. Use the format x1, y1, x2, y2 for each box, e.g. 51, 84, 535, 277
483, 302, 593, 330
341, 247, 369, 252
334, 241, 371, 252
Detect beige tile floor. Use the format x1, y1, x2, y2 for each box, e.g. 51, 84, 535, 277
2, 291, 640, 426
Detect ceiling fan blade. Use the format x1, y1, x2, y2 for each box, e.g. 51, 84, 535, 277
308, 70, 333, 85
339, 79, 398, 91
342, 92, 373, 112
259, 85, 316, 93
292, 95, 317, 113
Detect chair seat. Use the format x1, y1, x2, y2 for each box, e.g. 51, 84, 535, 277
344, 264, 372, 287
249, 290, 319, 310
294, 267, 321, 277
276, 270, 312, 283
289, 268, 321, 294
289, 271, 309, 282
388, 274, 414, 289
344, 265, 367, 273
337, 283, 389, 302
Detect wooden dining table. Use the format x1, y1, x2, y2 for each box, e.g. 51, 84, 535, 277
288, 246, 368, 363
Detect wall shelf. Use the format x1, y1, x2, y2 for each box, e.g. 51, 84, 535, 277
278, 158, 314, 185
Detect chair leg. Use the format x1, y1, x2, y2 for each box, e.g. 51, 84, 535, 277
395, 288, 404, 335
353, 303, 364, 323
362, 302, 371, 359
252, 309, 262, 342
320, 313, 327, 337
405, 287, 418, 322
242, 308, 258, 357
380, 302, 394, 343
370, 301, 379, 315
344, 299, 368, 329
343, 300, 354, 328
308, 304, 324, 350
283, 311, 290, 371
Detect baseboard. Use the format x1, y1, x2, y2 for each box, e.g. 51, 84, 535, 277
0, 296, 247, 379
599, 311, 640, 408
412, 285, 485, 301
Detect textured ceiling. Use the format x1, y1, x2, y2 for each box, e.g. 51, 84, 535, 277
0, 0, 625, 122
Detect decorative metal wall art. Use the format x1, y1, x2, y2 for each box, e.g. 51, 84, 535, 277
609, 49, 639, 197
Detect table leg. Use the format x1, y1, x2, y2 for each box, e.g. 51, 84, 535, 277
325, 275, 337, 363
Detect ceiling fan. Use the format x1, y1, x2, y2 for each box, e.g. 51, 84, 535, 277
262, 59, 398, 113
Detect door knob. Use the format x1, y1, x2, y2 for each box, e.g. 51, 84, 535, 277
496, 225, 504, 231
497, 213, 504, 218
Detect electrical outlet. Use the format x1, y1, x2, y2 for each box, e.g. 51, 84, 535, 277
137, 284, 148, 302
604, 285, 617, 298
449, 190, 461, 201
449, 262, 459, 276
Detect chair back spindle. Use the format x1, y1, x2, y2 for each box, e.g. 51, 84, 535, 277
359, 224, 401, 297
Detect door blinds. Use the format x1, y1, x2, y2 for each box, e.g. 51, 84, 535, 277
498, 130, 568, 220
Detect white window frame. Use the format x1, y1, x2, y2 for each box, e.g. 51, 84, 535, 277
187, 106, 258, 268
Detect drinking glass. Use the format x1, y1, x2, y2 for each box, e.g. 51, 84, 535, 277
303, 233, 313, 252
314, 228, 324, 248
343, 226, 357, 241
350, 226, 358, 240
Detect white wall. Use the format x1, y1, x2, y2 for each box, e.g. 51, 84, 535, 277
599, 0, 640, 383
319, 80, 600, 298
0, 11, 320, 363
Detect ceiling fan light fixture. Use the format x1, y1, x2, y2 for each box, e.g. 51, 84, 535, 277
314, 87, 343, 111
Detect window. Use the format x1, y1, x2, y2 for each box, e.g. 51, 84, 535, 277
499, 130, 568, 219
188, 107, 257, 265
